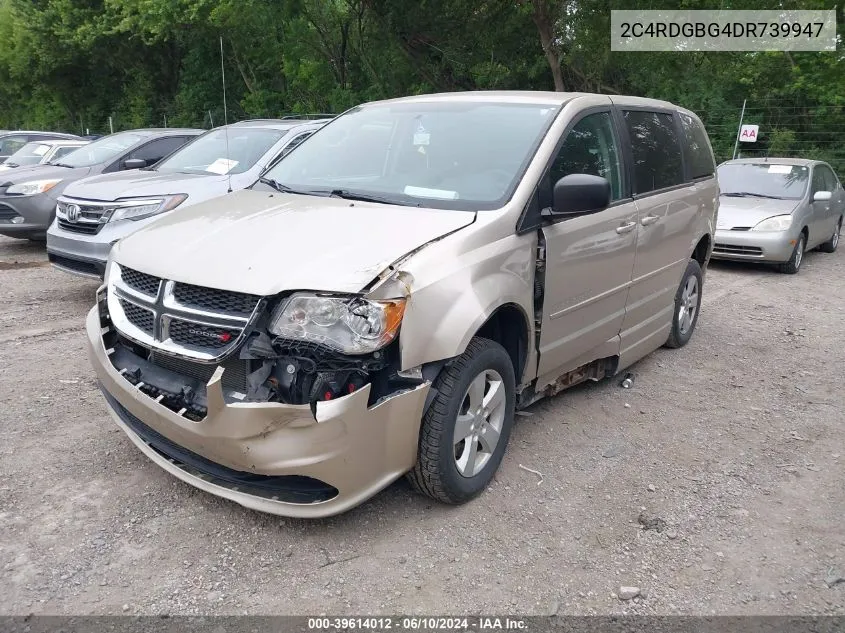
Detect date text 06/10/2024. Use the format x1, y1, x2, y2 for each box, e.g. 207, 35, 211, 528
306, 617, 528, 630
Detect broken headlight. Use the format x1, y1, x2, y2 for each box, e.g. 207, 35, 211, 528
268, 293, 406, 355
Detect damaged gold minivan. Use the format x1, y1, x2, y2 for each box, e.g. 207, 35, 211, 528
87, 92, 717, 517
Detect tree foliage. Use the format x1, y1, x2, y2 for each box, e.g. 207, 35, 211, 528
0, 0, 842, 171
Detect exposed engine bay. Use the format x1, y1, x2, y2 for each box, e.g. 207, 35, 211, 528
98, 289, 424, 421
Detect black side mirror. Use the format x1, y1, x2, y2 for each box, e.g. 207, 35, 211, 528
542, 173, 611, 220
122, 158, 147, 170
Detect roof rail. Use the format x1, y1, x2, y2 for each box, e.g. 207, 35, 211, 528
278, 113, 335, 120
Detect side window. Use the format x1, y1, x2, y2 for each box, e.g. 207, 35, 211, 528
679, 113, 715, 179
819, 165, 838, 192
623, 110, 684, 194
0, 135, 28, 156
545, 111, 624, 204
129, 136, 189, 166
52, 146, 78, 160
811, 166, 827, 194
269, 132, 313, 168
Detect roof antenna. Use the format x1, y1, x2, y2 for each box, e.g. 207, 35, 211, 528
219, 35, 232, 193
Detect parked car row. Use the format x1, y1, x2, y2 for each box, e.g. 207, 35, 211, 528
0, 118, 327, 272
0, 130, 84, 164
6, 92, 842, 520
0, 138, 90, 172
47, 118, 326, 277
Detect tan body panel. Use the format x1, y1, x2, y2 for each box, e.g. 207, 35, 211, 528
369, 213, 537, 384
86, 307, 430, 518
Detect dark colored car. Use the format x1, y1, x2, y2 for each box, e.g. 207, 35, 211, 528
0, 128, 202, 240
0, 131, 83, 164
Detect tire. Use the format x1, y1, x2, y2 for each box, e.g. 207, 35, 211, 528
407, 337, 516, 505
664, 258, 703, 349
818, 217, 842, 254
778, 232, 806, 274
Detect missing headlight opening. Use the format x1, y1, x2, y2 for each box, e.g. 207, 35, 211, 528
99, 291, 420, 421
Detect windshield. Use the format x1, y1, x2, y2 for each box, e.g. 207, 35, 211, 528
718, 163, 809, 200
155, 127, 286, 175
56, 132, 145, 168
260, 101, 560, 210
5, 142, 52, 166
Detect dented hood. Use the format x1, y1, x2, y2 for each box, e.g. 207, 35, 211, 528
112, 189, 476, 296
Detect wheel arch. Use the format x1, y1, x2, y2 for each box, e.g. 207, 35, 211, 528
692, 232, 711, 269
472, 303, 531, 384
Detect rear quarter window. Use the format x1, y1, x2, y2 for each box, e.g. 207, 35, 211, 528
680, 113, 715, 180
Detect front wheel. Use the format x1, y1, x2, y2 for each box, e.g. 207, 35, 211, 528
665, 258, 703, 349
818, 218, 841, 253
407, 337, 515, 505
779, 233, 806, 274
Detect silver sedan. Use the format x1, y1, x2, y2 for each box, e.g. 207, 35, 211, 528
712, 158, 844, 273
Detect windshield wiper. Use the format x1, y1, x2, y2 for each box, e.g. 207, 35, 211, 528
258, 177, 324, 197
722, 191, 786, 200
328, 189, 420, 207
51, 162, 74, 168
5, 163, 18, 168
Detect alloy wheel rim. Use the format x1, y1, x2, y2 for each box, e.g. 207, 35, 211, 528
833, 222, 841, 249
795, 236, 804, 268
453, 369, 506, 478
677, 276, 699, 336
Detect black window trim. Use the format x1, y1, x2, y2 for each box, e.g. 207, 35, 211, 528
265, 130, 313, 171
678, 111, 716, 182
617, 105, 689, 201
105, 135, 188, 172
516, 104, 632, 235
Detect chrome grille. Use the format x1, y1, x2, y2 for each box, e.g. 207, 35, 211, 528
173, 282, 260, 317
168, 320, 237, 350
107, 263, 262, 362
56, 197, 114, 235
121, 267, 161, 297
119, 299, 155, 334
57, 218, 102, 235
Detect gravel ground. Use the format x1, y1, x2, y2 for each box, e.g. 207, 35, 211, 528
0, 234, 843, 616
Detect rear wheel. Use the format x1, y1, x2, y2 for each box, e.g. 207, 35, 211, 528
665, 259, 703, 349
818, 218, 842, 253
408, 337, 515, 504
779, 233, 806, 274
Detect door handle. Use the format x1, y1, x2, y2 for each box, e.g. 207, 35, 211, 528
641, 215, 660, 226
616, 221, 637, 234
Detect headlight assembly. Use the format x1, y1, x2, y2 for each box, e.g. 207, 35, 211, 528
6, 178, 62, 196
751, 214, 793, 232
106, 194, 188, 222
269, 293, 406, 355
